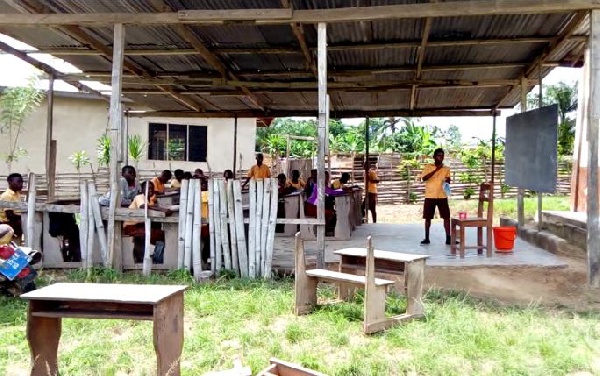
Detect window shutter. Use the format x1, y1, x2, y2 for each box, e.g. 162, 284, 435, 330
188, 126, 208, 162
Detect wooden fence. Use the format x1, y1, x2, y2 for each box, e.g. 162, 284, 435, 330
1, 154, 572, 205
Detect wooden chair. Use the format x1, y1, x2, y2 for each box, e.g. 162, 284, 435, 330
294, 233, 399, 334
450, 183, 493, 259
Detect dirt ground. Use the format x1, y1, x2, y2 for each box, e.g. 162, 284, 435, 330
377, 204, 600, 311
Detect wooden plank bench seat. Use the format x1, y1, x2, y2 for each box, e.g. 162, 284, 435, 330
294, 233, 403, 334
305, 269, 394, 286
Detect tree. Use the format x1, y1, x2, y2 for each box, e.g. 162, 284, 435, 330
0, 77, 45, 171
527, 81, 578, 156
444, 125, 463, 152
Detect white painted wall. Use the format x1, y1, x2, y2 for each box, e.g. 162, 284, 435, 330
0, 95, 257, 176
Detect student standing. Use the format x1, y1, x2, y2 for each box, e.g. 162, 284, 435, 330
419, 148, 452, 245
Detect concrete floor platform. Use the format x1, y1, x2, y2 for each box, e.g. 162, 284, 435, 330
272, 222, 568, 272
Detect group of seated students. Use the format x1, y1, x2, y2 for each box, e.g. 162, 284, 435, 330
98, 165, 210, 264
273, 169, 355, 236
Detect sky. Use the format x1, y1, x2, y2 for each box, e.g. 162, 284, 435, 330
0, 33, 582, 143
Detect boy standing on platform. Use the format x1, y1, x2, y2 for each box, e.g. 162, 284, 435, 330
419, 148, 452, 245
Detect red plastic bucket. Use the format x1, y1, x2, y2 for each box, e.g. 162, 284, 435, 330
493, 226, 516, 252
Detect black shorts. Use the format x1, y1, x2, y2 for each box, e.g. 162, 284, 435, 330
423, 198, 450, 220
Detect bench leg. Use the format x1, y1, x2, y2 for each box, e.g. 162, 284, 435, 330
363, 285, 390, 334
450, 220, 457, 255
405, 260, 426, 317
153, 292, 184, 376
295, 275, 318, 315
27, 304, 61, 376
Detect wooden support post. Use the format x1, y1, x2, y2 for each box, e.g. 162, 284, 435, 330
107, 23, 125, 270
316, 22, 328, 269
233, 115, 238, 179
26, 173, 36, 249
517, 77, 527, 228
538, 63, 544, 230
588, 10, 600, 288
212, 179, 223, 274
45, 74, 56, 202
364, 116, 370, 223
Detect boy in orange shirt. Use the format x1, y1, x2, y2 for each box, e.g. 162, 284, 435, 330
420, 148, 452, 245
242, 153, 271, 188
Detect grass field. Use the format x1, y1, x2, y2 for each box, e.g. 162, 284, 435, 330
1, 269, 598, 376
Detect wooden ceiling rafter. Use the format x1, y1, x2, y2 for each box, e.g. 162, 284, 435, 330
9, 35, 587, 57
410, 16, 433, 111
496, 10, 588, 107
0, 1, 597, 26
0, 39, 105, 97
3, 0, 205, 112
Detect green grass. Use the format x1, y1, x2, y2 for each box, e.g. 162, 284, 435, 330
451, 196, 571, 225
1, 269, 599, 376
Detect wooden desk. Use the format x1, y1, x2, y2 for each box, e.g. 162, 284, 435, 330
334, 195, 352, 240
21, 283, 187, 376
334, 248, 429, 317
156, 192, 179, 207
281, 192, 301, 236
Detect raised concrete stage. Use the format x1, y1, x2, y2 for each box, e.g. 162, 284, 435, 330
272, 222, 568, 273
541, 211, 586, 252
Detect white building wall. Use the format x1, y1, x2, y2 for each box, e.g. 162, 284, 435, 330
0, 95, 257, 176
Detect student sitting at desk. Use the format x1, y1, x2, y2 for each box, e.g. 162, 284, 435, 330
304, 171, 344, 236
99, 165, 139, 207
123, 181, 172, 264
287, 170, 305, 191
151, 170, 172, 195
170, 169, 184, 189
332, 172, 351, 190
0, 173, 24, 240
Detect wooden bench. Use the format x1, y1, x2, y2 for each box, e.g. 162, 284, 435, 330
295, 233, 401, 334
334, 248, 429, 318
21, 283, 187, 376
257, 358, 326, 376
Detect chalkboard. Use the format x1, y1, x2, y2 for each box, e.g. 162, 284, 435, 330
505, 105, 558, 193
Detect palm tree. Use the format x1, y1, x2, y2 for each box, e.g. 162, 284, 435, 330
527, 81, 578, 156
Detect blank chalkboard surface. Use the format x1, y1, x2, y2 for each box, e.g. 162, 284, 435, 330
505, 105, 558, 193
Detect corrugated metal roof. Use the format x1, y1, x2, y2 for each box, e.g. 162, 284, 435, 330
0, 0, 588, 117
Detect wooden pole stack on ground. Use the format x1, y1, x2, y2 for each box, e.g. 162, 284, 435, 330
78, 180, 89, 270
191, 179, 203, 280
88, 182, 108, 266
177, 179, 189, 269
142, 180, 152, 276
208, 178, 277, 279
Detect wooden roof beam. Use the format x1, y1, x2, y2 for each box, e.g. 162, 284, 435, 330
410, 16, 433, 111
496, 11, 588, 107
129, 108, 503, 119
0, 1, 597, 26
3, 0, 204, 112
281, 0, 317, 76
13, 35, 587, 57
0, 39, 105, 97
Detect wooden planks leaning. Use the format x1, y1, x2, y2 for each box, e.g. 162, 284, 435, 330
208, 178, 277, 278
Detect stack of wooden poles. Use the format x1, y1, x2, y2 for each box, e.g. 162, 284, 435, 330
208, 178, 278, 278
177, 179, 205, 280
77, 180, 109, 271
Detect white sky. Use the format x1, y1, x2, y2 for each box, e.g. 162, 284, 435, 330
0, 33, 582, 143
